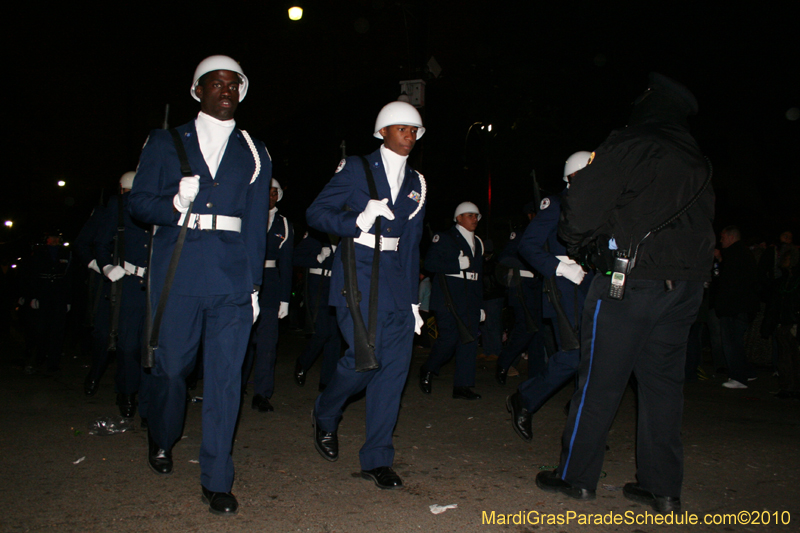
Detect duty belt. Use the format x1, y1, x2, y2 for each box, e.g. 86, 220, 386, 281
309, 268, 332, 277
123, 261, 147, 277
354, 232, 399, 251
177, 213, 242, 232
264, 260, 277, 268
446, 271, 479, 281
519, 269, 535, 278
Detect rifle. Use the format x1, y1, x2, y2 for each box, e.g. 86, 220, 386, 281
107, 196, 125, 351
531, 169, 580, 351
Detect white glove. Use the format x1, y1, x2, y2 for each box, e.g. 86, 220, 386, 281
458, 250, 470, 270
30, 299, 40, 310
316, 247, 332, 263
412, 304, 424, 335
480, 309, 486, 322
356, 198, 394, 232
331, 244, 337, 253
278, 301, 289, 319
88, 259, 101, 274
103, 264, 127, 282
251, 292, 260, 324
173, 175, 200, 213
555, 256, 586, 285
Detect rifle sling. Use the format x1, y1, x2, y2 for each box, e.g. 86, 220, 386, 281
144, 128, 194, 367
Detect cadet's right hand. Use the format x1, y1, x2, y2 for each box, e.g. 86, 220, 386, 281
356, 198, 394, 232
251, 291, 260, 324
316, 246, 332, 263
173, 175, 200, 213
555, 256, 585, 285
103, 265, 127, 282
458, 251, 471, 270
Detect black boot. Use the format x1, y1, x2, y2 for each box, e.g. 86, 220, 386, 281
117, 393, 136, 419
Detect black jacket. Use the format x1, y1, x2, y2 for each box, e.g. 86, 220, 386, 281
558, 118, 715, 282
714, 240, 758, 318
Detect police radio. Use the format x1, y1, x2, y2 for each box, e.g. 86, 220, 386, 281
608, 252, 630, 300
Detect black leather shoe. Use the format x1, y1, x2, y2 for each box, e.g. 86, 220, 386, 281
251, 394, 274, 412
506, 392, 532, 442
201, 486, 238, 516
294, 360, 307, 387
419, 367, 432, 394
453, 387, 481, 400
147, 430, 173, 475
623, 483, 681, 514
495, 365, 508, 386
361, 466, 404, 490
312, 412, 338, 461
84, 374, 99, 397
117, 393, 136, 419
536, 470, 595, 501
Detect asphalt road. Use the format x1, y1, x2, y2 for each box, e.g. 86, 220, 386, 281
1, 330, 798, 532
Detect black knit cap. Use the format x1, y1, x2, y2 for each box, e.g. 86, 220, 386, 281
649, 72, 698, 116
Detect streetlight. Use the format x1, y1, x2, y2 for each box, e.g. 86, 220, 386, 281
57, 180, 66, 187
288, 6, 303, 20
4, 220, 11, 228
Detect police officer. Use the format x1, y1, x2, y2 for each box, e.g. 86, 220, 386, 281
506, 152, 593, 442
92, 171, 151, 419
292, 228, 342, 391
419, 202, 485, 400
129, 55, 271, 516
495, 203, 547, 385
535, 73, 714, 515
242, 178, 293, 412
20, 230, 72, 375
306, 100, 426, 490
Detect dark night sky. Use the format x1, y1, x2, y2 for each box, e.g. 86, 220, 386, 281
4, 1, 798, 254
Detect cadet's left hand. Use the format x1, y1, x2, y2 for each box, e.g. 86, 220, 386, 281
480, 309, 486, 322
251, 292, 260, 324
103, 264, 127, 282
278, 301, 289, 319
458, 251, 470, 270
412, 304, 424, 335
316, 247, 332, 263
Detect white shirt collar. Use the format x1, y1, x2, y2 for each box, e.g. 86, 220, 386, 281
195, 112, 236, 179
456, 224, 475, 255
380, 144, 408, 204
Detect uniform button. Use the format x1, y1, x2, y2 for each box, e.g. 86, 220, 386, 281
206, 203, 213, 208
213, 182, 219, 187
386, 227, 392, 233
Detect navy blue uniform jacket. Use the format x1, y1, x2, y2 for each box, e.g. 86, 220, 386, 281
128, 120, 271, 297
306, 148, 425, 312
261, 211, 294, 308
426, 225, 484, 319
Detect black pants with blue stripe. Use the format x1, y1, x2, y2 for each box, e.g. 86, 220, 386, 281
557, 276, 704, 498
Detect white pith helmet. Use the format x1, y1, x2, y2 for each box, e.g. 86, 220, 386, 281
119, 171, 136, 189
271, 179, 283, 202
563, 151, 593, 182
191, 55, 249, 102
373, 101, 425, 140
454, 201, 481, 222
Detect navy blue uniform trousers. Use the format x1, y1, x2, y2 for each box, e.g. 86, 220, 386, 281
315, 307, 413, 471
558, 277, 703, 498
144, 290, 252, 492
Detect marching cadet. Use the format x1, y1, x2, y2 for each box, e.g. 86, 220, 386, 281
306, 100, 427, 490
128, 55, 271, 516
419, 202, 485, 400
494, 202, 547, 385
506, 152, 593, 442
242, 178, 294, 413
20, 230, 72, 375
92, 171, 151, 419
292, 227, 342, 391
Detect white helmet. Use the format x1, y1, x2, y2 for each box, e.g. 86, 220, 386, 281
119, 171, 136, 190
563, 151, 593, 182
454, 201, 481, 221
271, 178, 283, 202
373, 101, 425, 140
191, 55, 249, 102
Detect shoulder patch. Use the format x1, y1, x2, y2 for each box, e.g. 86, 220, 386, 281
509, 231, 516, 240
540, 198, 551, 210
335, 159, 346, 173
432, 234, 440, 243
